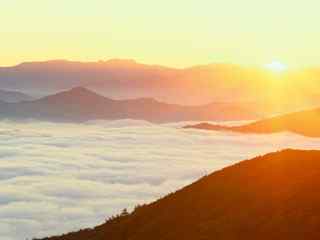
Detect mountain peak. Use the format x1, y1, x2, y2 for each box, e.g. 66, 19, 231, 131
37, 86, 111, 106
104, 58, 137, 65
68, 86, 92, 94
100, 59, 140, 68
57, 86, 104, 99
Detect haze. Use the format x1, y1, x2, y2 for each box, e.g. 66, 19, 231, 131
1, 1, 320, 239
1, 0, 320, 68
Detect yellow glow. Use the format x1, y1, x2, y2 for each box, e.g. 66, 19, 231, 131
265, 61, 288, 73
0, 0, 320, 67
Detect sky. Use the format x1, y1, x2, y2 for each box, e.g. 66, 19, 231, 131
0, 0, 319, 68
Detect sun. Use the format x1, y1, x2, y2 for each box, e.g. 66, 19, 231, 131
265, 61, 288, 73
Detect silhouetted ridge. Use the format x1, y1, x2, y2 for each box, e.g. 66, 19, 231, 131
37, 149, 320, 240
185, 108, 320, 137
37, 87, 113, 105
55, 86, 100, 97
104, 59, 138, 67
2, 59, 320, 109
0, 88, 259, 122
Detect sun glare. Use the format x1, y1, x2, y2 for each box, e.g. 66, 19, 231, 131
265, 61, 288, 73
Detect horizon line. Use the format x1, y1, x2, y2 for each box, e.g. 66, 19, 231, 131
0, 58, 315, 71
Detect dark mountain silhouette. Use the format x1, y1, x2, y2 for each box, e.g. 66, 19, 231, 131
0, 87, 260, 122
1, 59, 319, 111
184, 108, 320, 137
37, 149, 320, 240
0, 89, 33, 103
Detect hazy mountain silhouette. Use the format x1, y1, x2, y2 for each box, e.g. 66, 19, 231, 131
0, 87, 260, 122
37, 149, 320, 240
0, 89, 33, 103
184, 108, 320, 137
1, 59, 319, 110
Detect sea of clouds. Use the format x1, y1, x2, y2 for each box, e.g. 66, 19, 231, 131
0, 119, 319, 240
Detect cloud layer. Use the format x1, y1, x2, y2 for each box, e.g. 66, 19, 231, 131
0, 119, 319, 240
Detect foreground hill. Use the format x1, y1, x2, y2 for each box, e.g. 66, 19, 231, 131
37, 149, 320, 240
184, 108, 320, 137
0, 87, 260, 122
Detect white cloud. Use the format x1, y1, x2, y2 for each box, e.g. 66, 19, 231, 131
0, 120, 319, 239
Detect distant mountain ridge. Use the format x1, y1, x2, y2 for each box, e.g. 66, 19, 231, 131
1, 59, 319, 111
0, 89, 33, 103
184, 108, 320, 137
0, 87, 261, 122
37, 149, 320, 240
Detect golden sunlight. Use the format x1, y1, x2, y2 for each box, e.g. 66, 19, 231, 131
265, 61, 288, 73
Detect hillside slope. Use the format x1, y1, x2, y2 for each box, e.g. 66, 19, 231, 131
38, 149, 320, 240
185, 108, 320, 137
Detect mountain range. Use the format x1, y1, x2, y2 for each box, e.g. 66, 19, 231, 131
0, 89, 33, 103
0, 87, 261, 122
184, 107, 320, 137
37, 149, 320, 240
0, 59, 319, 111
